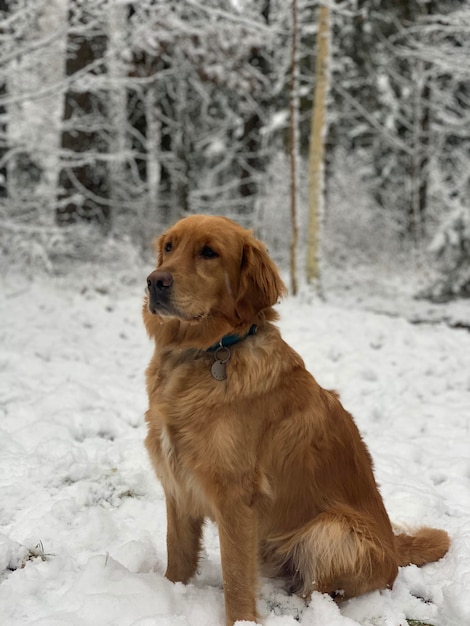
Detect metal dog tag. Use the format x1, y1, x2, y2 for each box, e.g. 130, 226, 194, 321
211, 359, 227, 381
211, 346, 231, 381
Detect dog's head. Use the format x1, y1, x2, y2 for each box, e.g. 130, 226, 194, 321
144, 215, 286, 347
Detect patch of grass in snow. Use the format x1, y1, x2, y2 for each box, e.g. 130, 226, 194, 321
26, 540, 54, 562
407, 621, 434, 626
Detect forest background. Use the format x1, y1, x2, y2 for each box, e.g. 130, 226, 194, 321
1, 0, 470, 304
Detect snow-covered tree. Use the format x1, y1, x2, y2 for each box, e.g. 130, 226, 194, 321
426, 204, 470, 301
329, 0, 434, 242
1, 0, 469, 298
126, 0, 275, 225
0, 0, 69, 269
324, 0, 470, 301
1, 0, 66, 226
408, 6, 470, 299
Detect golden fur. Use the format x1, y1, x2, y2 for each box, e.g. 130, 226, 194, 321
143, 214, 450, 626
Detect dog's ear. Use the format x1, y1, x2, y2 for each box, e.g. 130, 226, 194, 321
236, 237, 287, 324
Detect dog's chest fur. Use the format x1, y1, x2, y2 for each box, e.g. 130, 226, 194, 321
146, 348, 252, 518
145, 332, 287, 519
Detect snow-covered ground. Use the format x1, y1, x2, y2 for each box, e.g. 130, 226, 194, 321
1, 269, 469, 626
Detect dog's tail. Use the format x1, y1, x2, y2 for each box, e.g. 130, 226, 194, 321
394, 527, 450, 567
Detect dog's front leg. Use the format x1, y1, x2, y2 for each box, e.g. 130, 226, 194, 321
217, 500, 259, 626
165, 494, 203, 584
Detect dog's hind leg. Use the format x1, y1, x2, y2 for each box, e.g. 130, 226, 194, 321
273, 509, 398, 600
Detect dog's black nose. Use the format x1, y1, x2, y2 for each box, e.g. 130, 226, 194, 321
147, 270, 173, 293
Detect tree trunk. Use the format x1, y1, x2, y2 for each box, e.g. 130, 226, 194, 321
410, 59, 430, 246
410, 0, 435, 245
108, 2, 128, 230
289, 0, 299, 296
145, 85, 160, 210
0, 0, 8, 199
306, 4, 331, 286
238, 0, 271, 216
57, 2, 110, 230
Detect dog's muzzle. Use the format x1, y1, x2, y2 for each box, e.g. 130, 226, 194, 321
146, 270, 173, 314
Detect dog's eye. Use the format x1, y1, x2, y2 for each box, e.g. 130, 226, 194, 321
164, 242, 172, 253
200, 245, 218, 259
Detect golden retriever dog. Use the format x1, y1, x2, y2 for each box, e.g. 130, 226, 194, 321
143, 214, 449, 626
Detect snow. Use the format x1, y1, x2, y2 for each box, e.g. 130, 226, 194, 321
1, 271, 469, 626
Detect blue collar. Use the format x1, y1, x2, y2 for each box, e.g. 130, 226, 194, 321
207, 324, 257, 352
